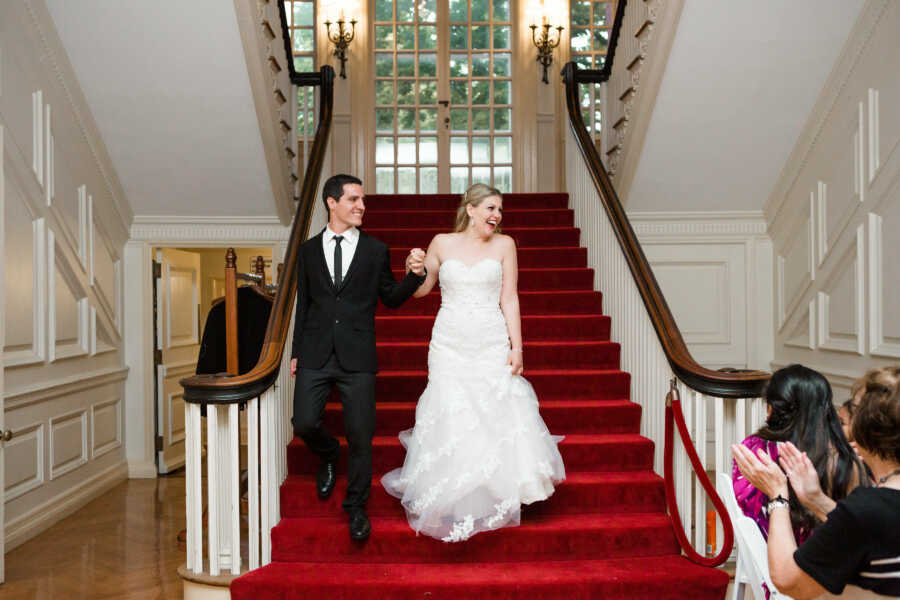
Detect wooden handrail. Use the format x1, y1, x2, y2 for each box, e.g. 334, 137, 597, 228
180, 64, 334, 404
562, 63, 767, 398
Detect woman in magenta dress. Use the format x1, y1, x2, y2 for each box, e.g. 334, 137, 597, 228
731, 364, 864, 543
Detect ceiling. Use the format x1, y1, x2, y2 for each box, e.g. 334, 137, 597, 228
626, 0, 866, 212
45, 0, 275, 220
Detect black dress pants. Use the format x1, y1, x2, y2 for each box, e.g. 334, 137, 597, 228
293, 353, 376, 512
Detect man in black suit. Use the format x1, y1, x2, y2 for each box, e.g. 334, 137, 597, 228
290, 174, 425, 540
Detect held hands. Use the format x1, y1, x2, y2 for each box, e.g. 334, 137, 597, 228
732, 443, 789, 499
290, 357, 297, 377
406, 248, 426, 276
507, 348, 523, 376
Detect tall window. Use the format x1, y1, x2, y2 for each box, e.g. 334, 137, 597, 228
285, 1, 317, 167
570, 0, 616, 146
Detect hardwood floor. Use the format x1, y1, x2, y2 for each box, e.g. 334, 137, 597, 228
3, 470, 187, 599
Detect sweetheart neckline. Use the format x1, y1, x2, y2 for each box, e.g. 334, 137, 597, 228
439, 257, 502, 270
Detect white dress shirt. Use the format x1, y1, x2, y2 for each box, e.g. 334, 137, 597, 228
322, 225, 359, 283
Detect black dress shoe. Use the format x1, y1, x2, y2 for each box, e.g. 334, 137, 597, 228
316, 459, 337, 499
348, 510, 371, 541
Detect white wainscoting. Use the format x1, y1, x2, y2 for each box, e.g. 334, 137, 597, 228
766, 0, 900, 385
629, 211, 774, 371
2, 1, 129, 551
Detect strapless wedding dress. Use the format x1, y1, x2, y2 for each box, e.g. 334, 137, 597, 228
381, 258, 565, 542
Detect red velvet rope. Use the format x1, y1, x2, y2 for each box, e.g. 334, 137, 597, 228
663, 385, 735, 567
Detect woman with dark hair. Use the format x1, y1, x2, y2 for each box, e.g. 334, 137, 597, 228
733, 367, 900, 598
731, 364, 864, 543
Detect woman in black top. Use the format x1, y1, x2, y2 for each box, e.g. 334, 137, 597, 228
733, 367, 900, 599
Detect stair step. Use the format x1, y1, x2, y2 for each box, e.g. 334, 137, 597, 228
389, 246, 588, 269
375, 314, 611, 341
365, 209, 574, 228
280, 470, 666, 518
373, 369, 630, 400
391, 267, 594, 291
270, 512, 678, 563
364, 192, 570, 210
322, 399, 641, 435
368, 227, 580, 248
379, 290, 603, 316
376, 340, 620, 370
231, 556, 729, 600
287, 434, 654, 476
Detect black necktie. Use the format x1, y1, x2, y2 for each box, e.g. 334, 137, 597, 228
333, 235, 343, 288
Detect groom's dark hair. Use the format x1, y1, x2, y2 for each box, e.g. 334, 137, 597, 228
323, 174, 363, 216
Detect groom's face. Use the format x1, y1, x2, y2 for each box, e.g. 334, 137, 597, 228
328, 183, 365, 230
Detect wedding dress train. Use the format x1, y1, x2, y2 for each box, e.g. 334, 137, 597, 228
382, 258, 565, 542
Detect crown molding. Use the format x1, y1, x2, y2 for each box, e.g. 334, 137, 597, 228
628, 210, 768, 237
764, 0, 890, 226
22, 0, 133, 243
129, 216, 290, 243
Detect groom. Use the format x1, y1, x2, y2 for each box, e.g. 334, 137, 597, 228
290, 174, 426, 540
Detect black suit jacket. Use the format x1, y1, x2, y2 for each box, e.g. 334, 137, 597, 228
290, 229, 424, 372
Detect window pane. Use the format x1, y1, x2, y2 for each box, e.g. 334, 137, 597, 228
375, 137, 394, 163
450, 80, 468, 104
471, 80, 490, 104
294, 29, 314, 52
418, 80, 437, 104
418, 25, 437, 49
375, 109, 394, 132
450, 137, 469, 164
573, 54, 592, 70
494, 166, 512, 192
375, 81, 394, 104
449, 54, 468, 76
294, 56, 314, 71
472, 53, 490, 76
376, 167, 395, 193
450, 109, 468, 131
571, 28, 591, 52
492, 0, 509, 21
572, 1, 590, 25
594, 1, 611, 25
450, 25, 468, 50
397, 80, 415, 104
494, 136, 511, 162
472, 25, 490, 49
420, 167, 438, 193
472, 108, 490, 131
472, 166, 491, 184
451, 167, 469, 193
593, 29, 609, 51
419, 0, 437, 21
397, 0, 415, 21
375, 25, 394, 49
419, 53, 437, 77
398, 109, 416, 131
493, 26, 510, 49
397, 25, 415, 49
419, 137, 438, 163
471, 0, 489, 21
472, 137, 490, 163
375, 54, 394, 76
449, 0, 467, 21
397, 54, 415, 76
493, 80, 510, 104
398, 167, 416, 193
418, 108, 437, 131
493, 108, 510, 131
294, 3, 313, 26
397, 137, 416, 162
493, 53, 510, 76
375, 0, 393, 21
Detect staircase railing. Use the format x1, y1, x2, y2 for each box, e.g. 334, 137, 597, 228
177, 38, 334, 582
563, 50, 769, 562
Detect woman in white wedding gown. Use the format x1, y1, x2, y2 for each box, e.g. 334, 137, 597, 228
382, 183, 566, 542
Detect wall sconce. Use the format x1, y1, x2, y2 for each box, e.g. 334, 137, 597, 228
324, 17, 356, 79
530, 18, 564, 84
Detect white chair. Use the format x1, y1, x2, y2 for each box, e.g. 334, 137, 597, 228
717, 472, 793, 600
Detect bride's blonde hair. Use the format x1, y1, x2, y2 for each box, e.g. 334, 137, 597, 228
454, 183, 503, 233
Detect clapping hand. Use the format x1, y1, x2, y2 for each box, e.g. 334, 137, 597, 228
406, 248, 426, 276
777, 442, 822, 506
732, 443, 789, 499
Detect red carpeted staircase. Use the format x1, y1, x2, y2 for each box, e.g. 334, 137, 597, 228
230, 193, 729, 599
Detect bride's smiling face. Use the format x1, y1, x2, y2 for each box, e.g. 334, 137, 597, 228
467, 195, 503, 236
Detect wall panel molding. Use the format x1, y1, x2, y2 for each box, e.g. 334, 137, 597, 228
3, 422, 44, 502
817, 224, 865, 355
48, 407, 88, 480
90, 397, 122, 459
4, 365, 128, 410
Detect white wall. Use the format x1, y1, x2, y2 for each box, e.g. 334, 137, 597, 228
1, 0, 131, 550
767, 0, 900, 399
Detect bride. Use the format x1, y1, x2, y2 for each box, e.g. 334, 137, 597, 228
381, 183, 566, 542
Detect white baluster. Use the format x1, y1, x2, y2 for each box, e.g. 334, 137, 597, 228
714, 396, 726, 560
229, 403, 241, 574
186, 403, 203, 573
694, 390, 707, 553
207, 405, 220, 576
248, 396, 260, 570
